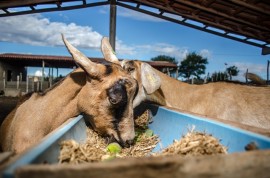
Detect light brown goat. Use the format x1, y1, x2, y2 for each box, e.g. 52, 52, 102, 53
123, 60, 270, 130
0, 35, 138, 154
100, 40, 270, 130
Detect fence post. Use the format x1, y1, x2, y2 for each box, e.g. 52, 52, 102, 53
245, 68, 248, 84
32, 77, 35, 92
17, 75, 20, 89
41, 60, 45, 91
3, 71, 5, 89
37, 81, 40, 92
26, 75, 29, 93
267, 60, 269, 85
167, 68, 170, 76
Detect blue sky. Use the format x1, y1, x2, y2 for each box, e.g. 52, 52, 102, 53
0, 5, 269, 80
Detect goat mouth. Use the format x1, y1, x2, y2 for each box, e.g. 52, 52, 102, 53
106, 135, 117, 144
107, 134, 133, 148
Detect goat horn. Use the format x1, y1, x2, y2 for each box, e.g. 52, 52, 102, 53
101, 37, 120, 65
62, 34, 103, 77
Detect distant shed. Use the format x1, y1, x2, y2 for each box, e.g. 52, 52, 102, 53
0, 53, 177, 95
0, 53, 176, 68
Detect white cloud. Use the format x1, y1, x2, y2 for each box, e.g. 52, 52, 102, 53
0, 14, 102, 49
135, 43, 189, 63
115, 39, 136, 56
200, 49, 212, 59
179, 49, 189, 61
34, 70, 46, 77
0, 13, 138, 56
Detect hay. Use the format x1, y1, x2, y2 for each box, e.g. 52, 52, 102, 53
246, 72, 266, 85
134, 109, 151, 128
155, 126, 227, 156
58, 111, 227, 164
59, 110, 159, 164
58, 129, 107, 164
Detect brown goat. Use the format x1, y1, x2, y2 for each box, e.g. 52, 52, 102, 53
122, 60, 270, 130
0, 35, 138, 154
100, 40, 270, 130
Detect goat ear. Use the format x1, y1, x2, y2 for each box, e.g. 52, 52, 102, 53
141, 63, 161, 94
62, 34, 104, 77
101, 37, 120, 65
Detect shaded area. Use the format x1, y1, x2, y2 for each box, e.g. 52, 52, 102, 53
0, 97, 18, 126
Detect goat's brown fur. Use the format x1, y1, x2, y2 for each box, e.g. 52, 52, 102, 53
122, 60, 270, 130
0, 37, 138, 154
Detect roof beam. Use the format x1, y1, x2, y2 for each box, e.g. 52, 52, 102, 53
0, 0, 59, 9
30, 6, 36, 10
228, 0, 270, 16
173, 0, 269, 32
2, 8, 9, 13
0, 0, 269, 49
0, 0, 110, 17
117, 1, 267, 48
128, 0, 268, 44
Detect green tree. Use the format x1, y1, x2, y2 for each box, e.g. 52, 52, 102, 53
226, 65, 239, 80
151, 55, 177, 64
178, 52, 208, 80
211, 71, 227, 82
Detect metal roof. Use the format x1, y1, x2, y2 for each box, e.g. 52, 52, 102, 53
0, 53, 177, 69
0, 0, 269, 51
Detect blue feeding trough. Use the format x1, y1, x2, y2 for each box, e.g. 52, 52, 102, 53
2, 104, 270, 178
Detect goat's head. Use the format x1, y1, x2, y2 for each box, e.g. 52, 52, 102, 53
62, 35, 138, 147
100, 38, 161, 108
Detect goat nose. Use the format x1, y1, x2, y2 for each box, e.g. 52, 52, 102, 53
119, 139, 134, 148
126, 139, 134, 147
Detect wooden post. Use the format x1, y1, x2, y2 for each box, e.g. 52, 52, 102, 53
17, 75, 20, 89
41, 60, 45, 90
3, 71, 5, 89
32, 77, 35, 92
204, 76, 207, 84
20, 72, 22, 82
167, 68, 170, 76
26, 75, 29, 93
37, 81, 40, 92
246, 68, 248, 84
267, 60, 269, 85
109, 0, 117, 51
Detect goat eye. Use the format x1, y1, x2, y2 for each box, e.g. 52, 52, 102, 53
109, 96, 121, 105
128, 67, 135, 73
107, 81, 127, 106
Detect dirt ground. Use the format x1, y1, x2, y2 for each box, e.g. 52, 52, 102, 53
0, 96, 19, 127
